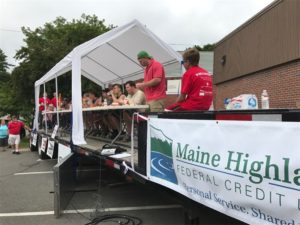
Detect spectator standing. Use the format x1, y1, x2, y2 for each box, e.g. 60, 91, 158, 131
136, 51, 166, 112
51, 92, 57, 108
0, 119, 8, 151
165, 48, 213, 111
39, 92, 51, 128
8, 115, 31, 154
39, 92, 51, 112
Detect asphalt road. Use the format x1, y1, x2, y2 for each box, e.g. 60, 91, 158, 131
0, 148, 246, 225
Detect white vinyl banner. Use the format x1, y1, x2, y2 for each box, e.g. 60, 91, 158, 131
40, 137, 48, 153
147, 118, 300, 225
46, 140, 55, 158
32, 133, 37, 147
58, 144, 71, 163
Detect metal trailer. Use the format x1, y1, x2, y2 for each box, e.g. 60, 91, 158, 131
32, 109, 300, 223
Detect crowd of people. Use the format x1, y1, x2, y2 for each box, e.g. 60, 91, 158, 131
0, 115, 31, 155
37, 48, 213, 142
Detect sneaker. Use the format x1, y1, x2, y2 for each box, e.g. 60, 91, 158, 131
15, 151, 20, 155
12, 151, 16, 154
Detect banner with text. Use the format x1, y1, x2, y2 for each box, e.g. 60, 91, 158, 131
147, 118, 300, 225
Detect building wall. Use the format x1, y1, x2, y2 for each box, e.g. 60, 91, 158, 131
214, 0, 300, 84
214, 59, 300, 109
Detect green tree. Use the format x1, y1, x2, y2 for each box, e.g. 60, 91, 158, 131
0, 49, 9, 73
11, 14, 114, 112
193, 45, 202, 51
188, 43, 215, 51
0, 49, 14, 115
202, 43, 215, 51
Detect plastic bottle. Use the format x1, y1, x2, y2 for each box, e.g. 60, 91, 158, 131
261, 90, 269, 109
103, 98, 108, 106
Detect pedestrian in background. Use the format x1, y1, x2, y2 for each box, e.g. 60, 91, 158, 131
0, 119, 8, 151
8, 115, 31, 155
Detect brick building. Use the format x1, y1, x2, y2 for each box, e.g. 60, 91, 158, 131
213, 0, 300, 110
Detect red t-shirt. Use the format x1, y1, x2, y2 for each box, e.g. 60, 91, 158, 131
8, 120, 24, 135
51, 97, 57, 107
178, 66, 213, 110
144, 59, 166, 101
39, 97, 51, 111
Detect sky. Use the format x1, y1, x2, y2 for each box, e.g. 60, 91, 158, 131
0, 0, 274, 70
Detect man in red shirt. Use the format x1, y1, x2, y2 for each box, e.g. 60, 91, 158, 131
38, 92, 51, 128
165, 48, 213, 111
39, 92, 51, 112
136, 51, 166, 112
8, 115, 31, 154
51, 92, 57, 108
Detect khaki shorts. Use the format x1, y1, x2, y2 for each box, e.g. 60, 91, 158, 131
148, 99, 165, 112
8, 134, 21, 145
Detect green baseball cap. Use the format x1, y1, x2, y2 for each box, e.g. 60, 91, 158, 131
137, 50, 152, 59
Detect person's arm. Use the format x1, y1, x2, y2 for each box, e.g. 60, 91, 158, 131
117, 94, 126, 105
111, 91, 126, 105
175, 93, 187, 103
21, 122, 31, 132
136, 77, 161, 89
95, 97, 103, 106
133, 91, 146, 105
110, 91, 118, 103
24, 124, 32, 132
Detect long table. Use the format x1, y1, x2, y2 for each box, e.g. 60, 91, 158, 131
42, 104, 149, 113
42, 104, 149, 144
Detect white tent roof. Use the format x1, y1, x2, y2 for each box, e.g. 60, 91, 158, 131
34, 19, 182, 145
35, 19, 182, 87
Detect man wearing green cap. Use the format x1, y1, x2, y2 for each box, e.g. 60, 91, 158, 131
136, 50, 166, 112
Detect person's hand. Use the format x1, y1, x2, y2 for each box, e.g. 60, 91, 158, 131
136, 82, 144, 89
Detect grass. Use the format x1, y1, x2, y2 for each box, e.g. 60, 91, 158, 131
19, 136, 30, 149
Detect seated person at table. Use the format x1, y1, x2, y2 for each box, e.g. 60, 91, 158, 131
94, 90, 103, 107
82, 92, 90, 108
165, 48, 213, 111
82, 91, 98, 108
84, 92, 99, 134
110, 84, 126, 105
61, 98, 71, 110
106, 84, 126, 139
122, 81, 146, 142
51, 92, 58, 109
88, 92, 97, 107
60, 98, 71, 129
88, 88, 111, 137
43, 104, 54, 129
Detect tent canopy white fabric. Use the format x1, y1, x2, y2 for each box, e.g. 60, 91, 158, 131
34, 19, 182, 145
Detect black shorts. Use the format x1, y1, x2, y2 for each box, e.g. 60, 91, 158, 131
0, 137, 8, 147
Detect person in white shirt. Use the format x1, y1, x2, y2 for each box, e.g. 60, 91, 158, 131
122, 81, 146, 142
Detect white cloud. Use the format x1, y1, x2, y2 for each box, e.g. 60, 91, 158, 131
0, 0, 274, 70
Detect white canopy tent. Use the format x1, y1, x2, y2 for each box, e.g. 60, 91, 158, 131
34, 19, 182, 145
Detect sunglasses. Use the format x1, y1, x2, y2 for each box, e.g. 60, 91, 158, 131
181, 60, 188, 65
